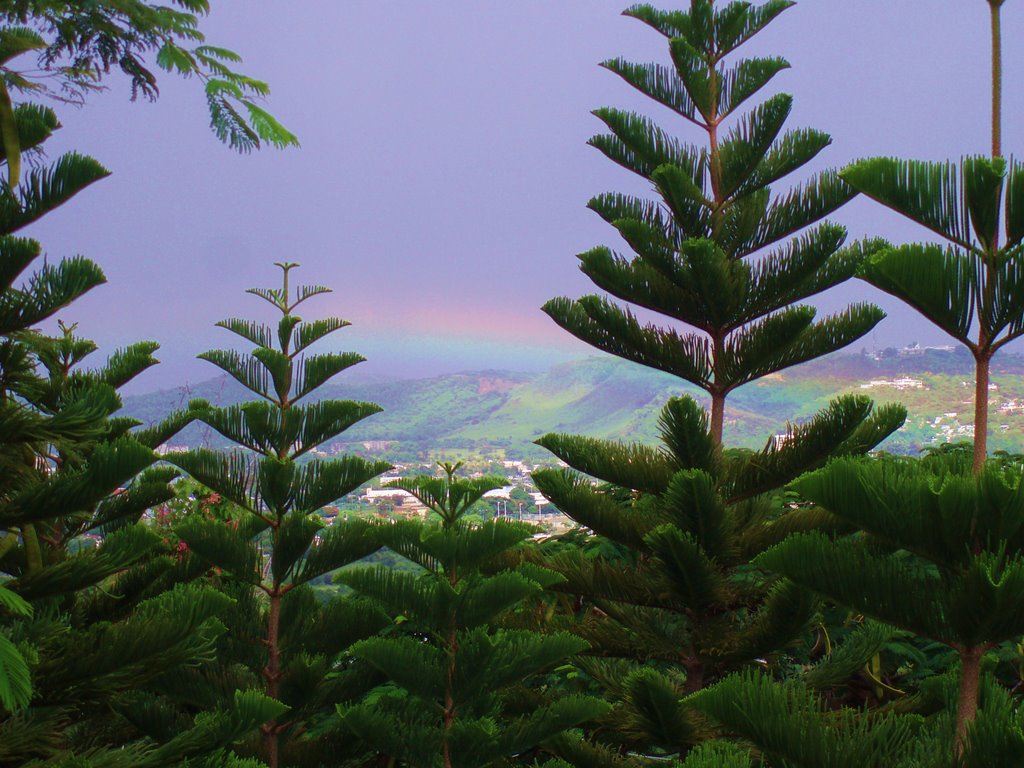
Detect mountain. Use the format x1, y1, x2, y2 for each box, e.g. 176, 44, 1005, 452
121, 349, 1024, 462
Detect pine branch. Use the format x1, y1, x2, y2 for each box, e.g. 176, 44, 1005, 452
657, 396, 716, 472
197, 349, 272, 401
543, 296, 712, 389
534, 434, 676, 494
717, 93, 792, 200
860, 242, 976, 344
601, 58, 702, 127
0, 152, 110, 234
841, 157, 978, 250
215, 317, 273, 348
532, 467, 662, 551
293, 352, 366, 401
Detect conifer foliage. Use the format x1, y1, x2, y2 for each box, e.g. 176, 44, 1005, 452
841, 0, 1021, 473
169, 262, 392, 768
0, 104, 283, 766
337, 462, 609, 768
544, 0, 885, 444
532, 1, 906, 761
752, 454, 1024, 759
531, 393, 903, 761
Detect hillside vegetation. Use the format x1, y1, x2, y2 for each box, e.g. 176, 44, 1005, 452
122, 350, 1024, 461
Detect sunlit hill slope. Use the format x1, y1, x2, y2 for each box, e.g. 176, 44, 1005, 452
121, 350, 1024, 462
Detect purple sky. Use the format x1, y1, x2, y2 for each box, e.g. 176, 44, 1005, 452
21, 1, 1024, 391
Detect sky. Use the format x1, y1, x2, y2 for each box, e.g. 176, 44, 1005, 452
19, 1, 1024, 392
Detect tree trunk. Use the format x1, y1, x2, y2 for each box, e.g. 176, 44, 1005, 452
709, 392, 725, 448
973, 353, 990, 475
21, 523, 42, 573
955, 645, 984, 757
990, 0, 1003, 157
682, 656, 705, 694
442, 621, 458, 768
263, 589, 283, 768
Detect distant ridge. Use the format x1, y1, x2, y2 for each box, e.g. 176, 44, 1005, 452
121, 350, 1024, 461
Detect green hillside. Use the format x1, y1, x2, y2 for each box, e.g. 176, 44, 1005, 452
122, 351, 1024, 462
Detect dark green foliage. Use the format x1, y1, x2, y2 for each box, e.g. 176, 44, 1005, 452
531, 391, 901, 761
687, 671, 923, 768
168, 262, 390, 766
338, 462, 609, 767
838, 1, 1017, 472
0, 100, 264, 766
0, 3, 297, 153
535, 6, 909, 762
547, 0, 884, 443
756, 453, 1024, 757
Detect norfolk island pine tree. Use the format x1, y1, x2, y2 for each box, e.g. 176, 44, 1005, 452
0, 11, 298, 760
337, 461, 609, 768
528, 0, 908, 762
168, 263, 395, 768
679, 3, 1024, 762
840, 0, 1024, 474
0, 100, 288, 767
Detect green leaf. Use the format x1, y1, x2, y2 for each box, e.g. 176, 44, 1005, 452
242, 101, 299, 149
717, 94, 792, 199
735, 170, 855, 256
0, 152, 110, 235
714, 579, 816, 664
294, 455, 391, 513
1004, 159, 1024, 247
0, 27, 46, 66
293, 317, 351, 353
841, 157, 973, 248
215, 317, 273, 348
533, 468, 661, 550
197, 349, 271, 401
657, 396, 716, 473
738, 126, 832, 200
687, 671, 920, 767
155, 41, 197, 75
293, 516, 382, 584
148, 689, 289, 765
617, 667, 697, 750
0, 254, 105, 334
963, 156, 1005, 248
347, 634, 446, 700
453, 628, 589, 699
534, 434, 676, 494
651, 162, 713, 237
804, 620, 905, 690
177, 517, 261, 582
251, 346, 291, 402
724, 395, 878, 502
755, 532, 949, 641
0, 585, 31, 617
601, 58, 700, 126
0, 632, 31, 713
294, 352, 366, 401
718, 56, 790, 119
0, 234, 40, 290
714, 0, 795, 56
0, 81, 20, 188
543, 295, 712, 389
668, 38, 713, 122
659, 470, 730, 559
272, 512, 323, 583
860, 242, 976, 342
199, 399, 382, 458
741, 223, 851, 321
10, 524, 163, 600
